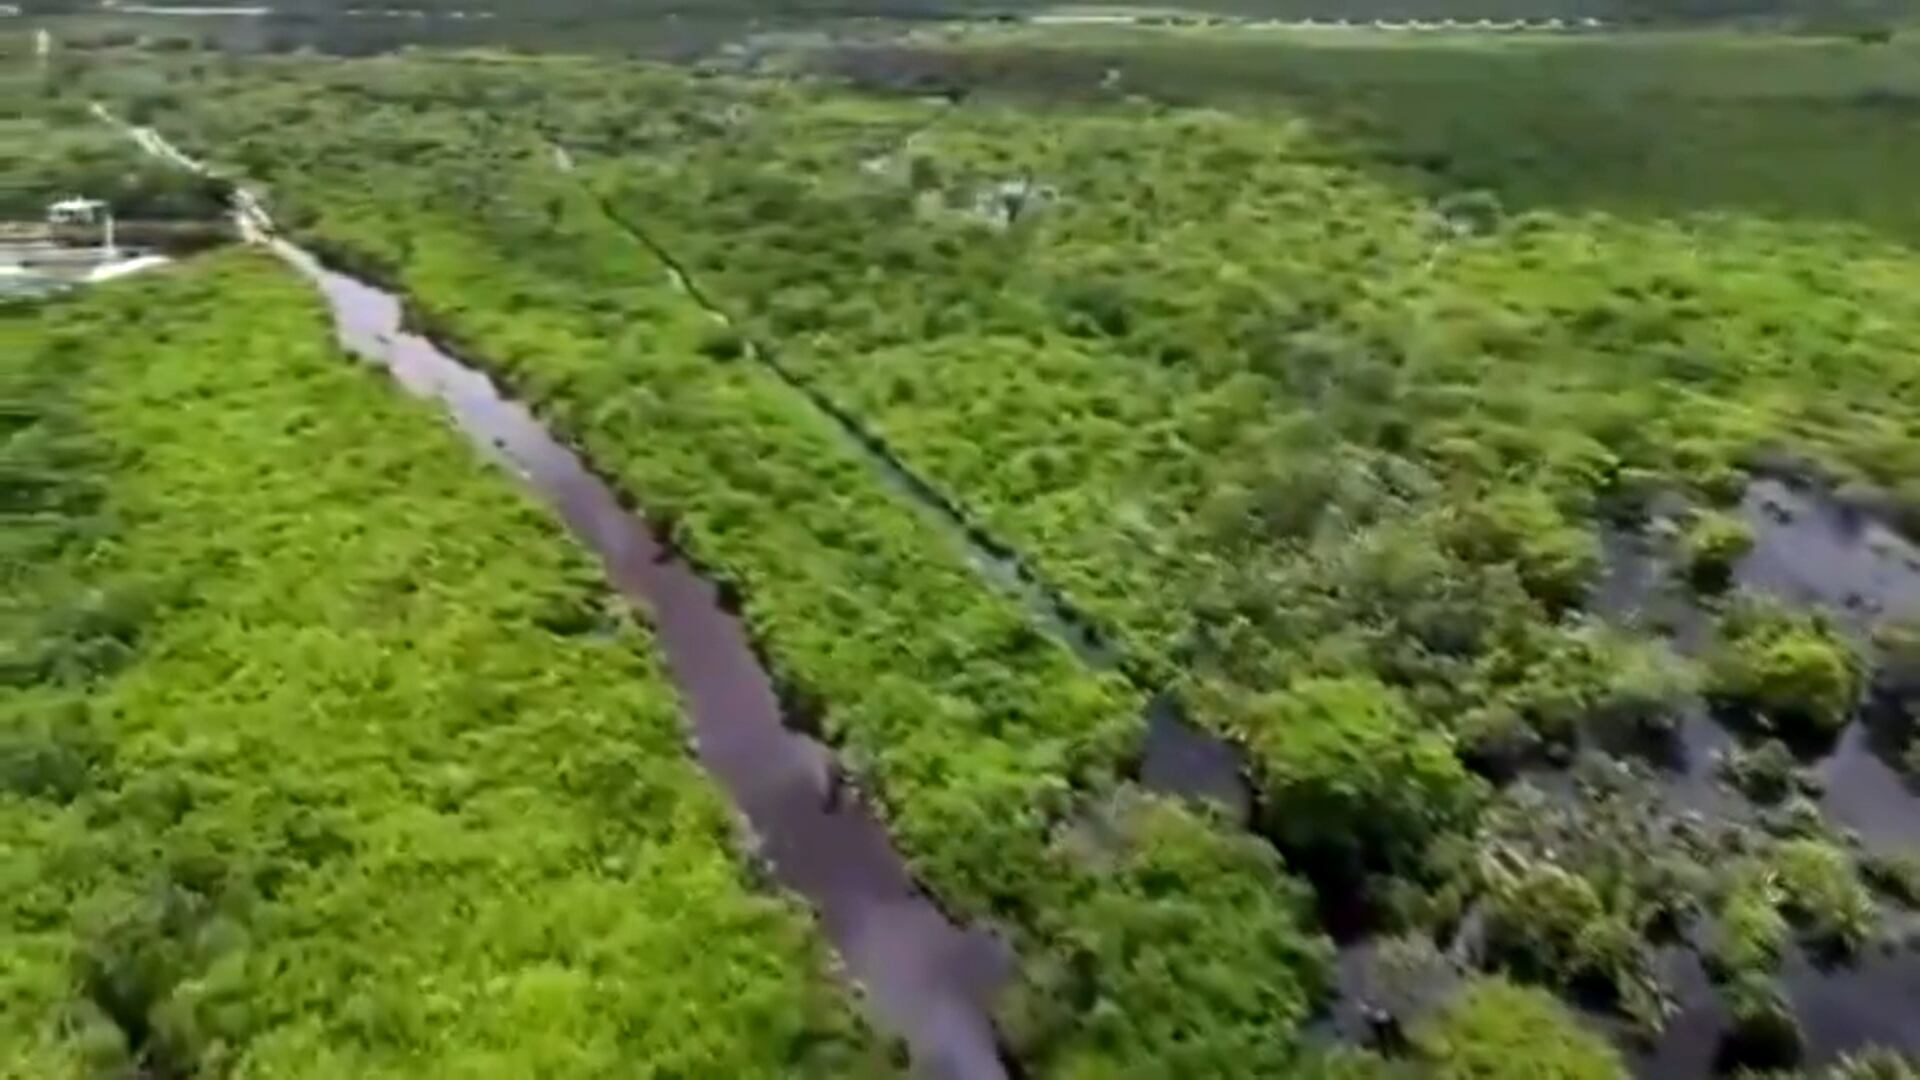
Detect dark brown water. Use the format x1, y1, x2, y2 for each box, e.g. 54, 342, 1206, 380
271, 241, 1010, 1080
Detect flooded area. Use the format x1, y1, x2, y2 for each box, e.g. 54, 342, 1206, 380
1587, 473, 1920, 1074
1597, 474, 1920, 848
1624, 939, 1920, 1075
1139, 693, 1254, 823
1739, 477, 1920, 629
270, 241, 1011, 1080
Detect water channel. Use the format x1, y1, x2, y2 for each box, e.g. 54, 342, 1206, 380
101, 104, 1257, 1078
114, 106, 1920, 1077
268, 239, 1012, 1080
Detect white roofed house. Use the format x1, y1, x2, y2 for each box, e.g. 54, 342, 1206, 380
47, 196, 108, 226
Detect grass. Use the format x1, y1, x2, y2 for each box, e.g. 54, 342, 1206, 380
0, 253, 886, 1077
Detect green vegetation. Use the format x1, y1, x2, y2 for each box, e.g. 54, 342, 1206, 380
0, 49, 222, 223
1771, 837, 1877, 954
1470, 767, 1702, 1028
77, 55, 1348, 1074
1415, 977, 1627, 1080
1681, 510, 1754, 592
1718, 738, 1803, 803
1860, 850, 1920, 908
1, 255, 884, 1075
1708, 601, 1865, 736
39, 15, 1920, 1075
1710, 864, 1788, 979
1204, 676, 1483, 877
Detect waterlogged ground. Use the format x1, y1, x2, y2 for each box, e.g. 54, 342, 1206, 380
22, 24, 1920, 1078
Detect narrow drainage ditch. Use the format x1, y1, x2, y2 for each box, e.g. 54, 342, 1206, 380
549, 141, 1920, 1073
567, 162, 1257, 815
269, 239, 1013, 1080
89, 105, 1020, 1077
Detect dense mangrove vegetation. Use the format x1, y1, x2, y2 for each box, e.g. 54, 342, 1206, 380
9, 9, 1920, 1078
0, 254, 889, 1075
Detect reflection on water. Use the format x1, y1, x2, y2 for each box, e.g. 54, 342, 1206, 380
1739, 477, 1920, 629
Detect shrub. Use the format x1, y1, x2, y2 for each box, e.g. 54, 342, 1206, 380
1708, 865, 1787, 979
1243, 677, 1485, 877
1708, 602, 1865, 736
1718, 739, 1799, 804
1871, 619, 1920, 701
1828, 1049, 1920, 1079
1591, 632, 1697, 734
1416, 977, 1627, 1080
1480, 861, 1607, 983
1443, 490, 1599, 613
1860, 851, 1920, 909
1011, 792, 1334, 1077
1772, 838, 1876, 955
1434, 190, 1504, 237
1720, 974, 1804, 1072
1680, 510, 1754, 593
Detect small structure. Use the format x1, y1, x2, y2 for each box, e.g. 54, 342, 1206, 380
47, 197, 107, 226
47, 197, 115, 258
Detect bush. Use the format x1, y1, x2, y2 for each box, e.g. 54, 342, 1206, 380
1828, 1049, 1920, 1079
1010, 792, 1335, 1076
1708, 865, 1787, 979
1772, 838, 1876, 955
1871, 619, 1920, 701
1708, 602, 1865, 737
1243, 677, 1485, 877
1416, 977, 1627, 1080
1680, 510, 1754, 593
1591, 632, 1697, 734
1480, 861, 1608, 983
1860, 851, 1920, 909
1720, 974, 1804, 1072
1442, 489, 1599, 613
1718, 739, 1799, 804
1434, 190, 1505, 237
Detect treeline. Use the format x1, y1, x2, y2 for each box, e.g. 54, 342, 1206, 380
16, 0, 1913, 25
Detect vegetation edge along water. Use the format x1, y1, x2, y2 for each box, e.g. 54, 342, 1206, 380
0, 251, 893, 1076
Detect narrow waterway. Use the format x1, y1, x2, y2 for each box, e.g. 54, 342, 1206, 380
566, 160, 1256, 819
269, 240, 1012, 1080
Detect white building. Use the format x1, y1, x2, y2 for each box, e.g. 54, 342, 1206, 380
47, 197, 108, 226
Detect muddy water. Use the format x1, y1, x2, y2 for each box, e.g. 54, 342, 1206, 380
270, 241, 1009, 1080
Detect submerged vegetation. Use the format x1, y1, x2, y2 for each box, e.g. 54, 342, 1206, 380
8, 9, 1920, 1076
